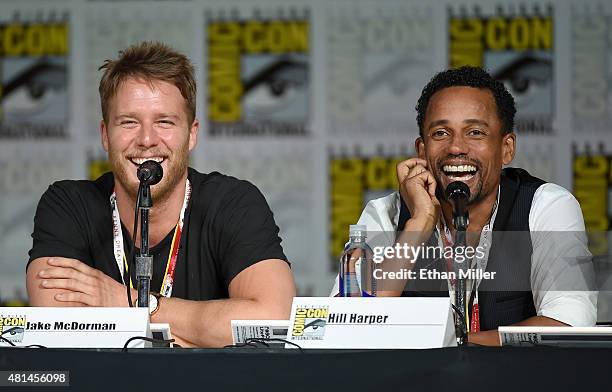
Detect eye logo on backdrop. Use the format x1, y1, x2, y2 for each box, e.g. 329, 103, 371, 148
449, 4, 553, 134
206, 8, 310, 137
0, 12, 69, 139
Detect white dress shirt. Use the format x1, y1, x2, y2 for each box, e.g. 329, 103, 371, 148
331, 182, 597, 327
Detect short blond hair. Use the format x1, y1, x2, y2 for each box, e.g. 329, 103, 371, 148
98, 41, 196, 123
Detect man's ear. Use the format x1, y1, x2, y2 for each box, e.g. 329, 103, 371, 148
502, 132, 516, 166
188, 118, 199, 152
415, 136, 426, 159
100, 120, 109, 152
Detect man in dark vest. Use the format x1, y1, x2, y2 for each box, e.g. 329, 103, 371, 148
332, 66, 596, 346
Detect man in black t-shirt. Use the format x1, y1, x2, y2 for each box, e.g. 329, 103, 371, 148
26, 42, 296, 348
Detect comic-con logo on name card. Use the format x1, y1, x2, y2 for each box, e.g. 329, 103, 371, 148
206, 8, 310, 137
0, 315, 26, 343
448, 4, 554, 134
291, 306, 328, 340
0, 12, 70, 139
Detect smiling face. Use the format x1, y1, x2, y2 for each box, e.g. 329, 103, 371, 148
100, 77, 198, 202
416, 86, 515, 205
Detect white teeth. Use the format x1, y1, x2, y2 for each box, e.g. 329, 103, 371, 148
443, 165, 476, 173
131, 157, 164, 165
448, 174, 475, 180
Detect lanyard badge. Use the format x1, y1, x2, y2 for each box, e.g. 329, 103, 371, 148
110, 178, 191, 298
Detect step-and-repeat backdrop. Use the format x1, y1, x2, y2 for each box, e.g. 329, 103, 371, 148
0, 0, 610, 319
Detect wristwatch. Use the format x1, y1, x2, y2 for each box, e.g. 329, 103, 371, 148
136, 293, 161, 316
148, 293, 160, 316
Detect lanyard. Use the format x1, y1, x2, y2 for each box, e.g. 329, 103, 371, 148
437, 187, 500, 333
470, 291, 480, 333
110, 179, 191, 298
439, 228, 472, 330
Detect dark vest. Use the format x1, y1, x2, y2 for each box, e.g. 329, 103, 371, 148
398, 167, 546, 330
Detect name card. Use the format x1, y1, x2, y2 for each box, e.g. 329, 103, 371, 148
499, 326, 612, 347
231, 320, 290, 347
0, 307, 149, 348
286, 297, 456, 349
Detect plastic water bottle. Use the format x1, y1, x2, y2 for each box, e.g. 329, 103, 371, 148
339, 224, 376, 297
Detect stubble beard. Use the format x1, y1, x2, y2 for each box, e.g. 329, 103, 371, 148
432, 165, 485, 206
109, 142, 190, 205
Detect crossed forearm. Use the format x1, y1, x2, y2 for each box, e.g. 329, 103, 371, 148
151, 296, 287, 348
27, 257, 295, 348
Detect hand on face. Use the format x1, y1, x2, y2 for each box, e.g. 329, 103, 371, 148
37, 258, 134, 307
396, 157, 440, 231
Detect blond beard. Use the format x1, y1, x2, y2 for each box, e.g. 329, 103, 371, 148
109, 144, 190, 205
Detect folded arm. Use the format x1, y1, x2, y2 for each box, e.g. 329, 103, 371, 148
27, 257, 129, 307
151, 258, 295, 347
27, 257, 295, 347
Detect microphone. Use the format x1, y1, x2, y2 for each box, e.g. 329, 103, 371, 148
132, 160, 162, 311
136, 160, 163, 186
445, 181, 470, 231
445, 181, 470, 346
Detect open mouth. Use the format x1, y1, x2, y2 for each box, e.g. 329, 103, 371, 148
129, 157, 165, 167
441, 164, 478, 181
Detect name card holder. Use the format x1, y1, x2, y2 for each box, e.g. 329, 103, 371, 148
286, 297, 456, 349
0, 307, 150, 348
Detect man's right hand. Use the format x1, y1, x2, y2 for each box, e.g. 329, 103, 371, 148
26, 257, 136, 307
396, 158, 440, 232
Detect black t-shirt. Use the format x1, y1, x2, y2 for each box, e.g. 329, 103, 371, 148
28, 168, 288, 300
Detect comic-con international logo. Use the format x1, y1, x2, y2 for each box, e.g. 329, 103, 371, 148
572, 145, 611, 256
448, 5, 554, 134
328, 146, 410, 265
207, 9, 310, 137
0, 315, 26, 343
291, 306, 328, 340
326, 5, 434, 136
87, 149, 112, 180
0, 14, 69, 139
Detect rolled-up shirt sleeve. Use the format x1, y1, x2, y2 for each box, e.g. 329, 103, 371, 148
529, 183, 598, 326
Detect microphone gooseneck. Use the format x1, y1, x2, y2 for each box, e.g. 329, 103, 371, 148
444, 181, 470, 346
132, 160, 163, 313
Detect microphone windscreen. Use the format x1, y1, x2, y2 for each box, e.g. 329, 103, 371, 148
137, 160, 163, 186
445, 181, 470, 200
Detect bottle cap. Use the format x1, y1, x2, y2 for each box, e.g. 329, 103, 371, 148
349, 224, 367, 238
